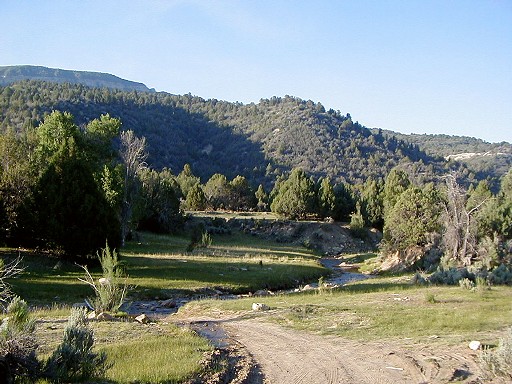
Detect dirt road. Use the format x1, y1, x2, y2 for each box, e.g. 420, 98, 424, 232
190, 316, 493, 384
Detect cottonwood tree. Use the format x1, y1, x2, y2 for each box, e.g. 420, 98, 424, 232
119, 130, 147, 245
203, 173, 230, 210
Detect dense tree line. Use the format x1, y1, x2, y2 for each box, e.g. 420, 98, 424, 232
377, 167, 512, 279
0, 111, 181, 258
0, 107, 510, 280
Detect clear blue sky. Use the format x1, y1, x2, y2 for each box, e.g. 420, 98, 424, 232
2, 0, 511, 143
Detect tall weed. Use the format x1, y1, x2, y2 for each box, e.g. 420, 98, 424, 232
480, 327, 512, 379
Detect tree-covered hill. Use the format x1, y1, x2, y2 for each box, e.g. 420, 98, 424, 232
0, 65, 152, 92
0, 79, 468, 186
375, 129, 512, 180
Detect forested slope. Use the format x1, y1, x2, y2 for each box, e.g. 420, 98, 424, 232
0, 80, 465, 186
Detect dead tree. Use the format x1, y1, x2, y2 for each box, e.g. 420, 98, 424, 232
442, 174, 490, 266
119, 130, 148, 245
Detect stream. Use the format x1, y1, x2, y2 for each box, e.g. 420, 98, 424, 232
123, 257, 371, 318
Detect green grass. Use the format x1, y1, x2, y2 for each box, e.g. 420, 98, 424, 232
32, 312, 212, 383
3, 228, 326, 382
6, 230, 326, 304
119, 231, 325, 299
99, 325, 212, 383
3, 249, 92, 306
182, 278, 512, 345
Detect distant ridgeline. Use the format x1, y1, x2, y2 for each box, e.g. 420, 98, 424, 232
374, 129, 512, 181
0, 65, 153, 92
0, 66, 509, 187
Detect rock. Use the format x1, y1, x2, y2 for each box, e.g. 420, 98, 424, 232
252, 303, 269, 311
161, 299, 177, 308
135, 314, 150, 324
469, 340, 481, 350
254, 289, 273, 297
96, 312, 114, 321
302, 284, 316, 291
99, 277, 111, 286
87, 311, 97, 320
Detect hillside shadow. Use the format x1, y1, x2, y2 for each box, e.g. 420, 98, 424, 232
55, 96, 284, 186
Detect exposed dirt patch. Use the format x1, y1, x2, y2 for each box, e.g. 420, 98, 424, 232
236, 219, 380, 255
184, 315, 500, 384
187, 321, 263, 384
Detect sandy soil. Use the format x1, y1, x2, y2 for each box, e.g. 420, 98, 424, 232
188, 315, 501, 384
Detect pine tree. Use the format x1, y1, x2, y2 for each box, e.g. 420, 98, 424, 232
270, 168, 316, 219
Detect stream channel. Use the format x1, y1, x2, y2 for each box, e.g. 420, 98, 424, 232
123, 257, 371, 318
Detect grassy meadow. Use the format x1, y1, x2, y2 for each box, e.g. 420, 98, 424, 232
7, 229, 326, 305
3, 227, 327, 383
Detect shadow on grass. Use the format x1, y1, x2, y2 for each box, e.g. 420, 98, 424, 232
339, 281, 413, 294
11, 279, 91, 305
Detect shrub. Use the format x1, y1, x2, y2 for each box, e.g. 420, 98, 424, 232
0, 257, 24, 309
487, 264, 512, 286
412, 271, 428, 285
349, 204, 366, 239
459, 277, 475, 290
480, 327, 512, 380
475, 276, 490, 292
79, 243, 128, 313
424, 292, 437, 304
428, 266, 474, 285
200, 231, 213, 248
44, 308, 108, 382
0, 296, 39, 382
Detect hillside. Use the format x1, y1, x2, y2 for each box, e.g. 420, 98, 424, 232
0, 79, 473, 187
0, 65, 152, 92
375, 129, 512, 179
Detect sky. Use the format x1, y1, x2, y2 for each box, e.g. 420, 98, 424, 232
1, 0, 511, 143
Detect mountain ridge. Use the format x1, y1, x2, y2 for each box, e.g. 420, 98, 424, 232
0, 65, 153, 93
